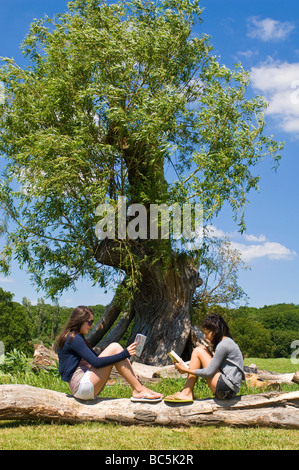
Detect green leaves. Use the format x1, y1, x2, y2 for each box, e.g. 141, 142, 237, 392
0, 0, 283, 298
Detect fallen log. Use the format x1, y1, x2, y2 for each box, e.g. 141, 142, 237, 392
0, 384, 298, 429
32, 343, 58, 371
244, 364, 297, 385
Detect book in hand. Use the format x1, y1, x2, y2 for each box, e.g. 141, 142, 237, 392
168, 350, 188, 369
134, 333, 147, 357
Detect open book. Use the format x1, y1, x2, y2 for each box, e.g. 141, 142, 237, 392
168, 350, 188, 369
134, 333, 147, 357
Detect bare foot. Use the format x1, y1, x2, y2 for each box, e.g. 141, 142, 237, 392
132, 388, 163, 400
165, 390, 193, 401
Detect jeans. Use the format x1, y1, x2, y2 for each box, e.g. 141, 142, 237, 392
214, 374, 236, 400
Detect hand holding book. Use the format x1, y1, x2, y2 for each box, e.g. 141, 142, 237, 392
174, 360, 190, 374
168, 350, 188, 371
168, 350, 197, 377
127, 342, 137, 356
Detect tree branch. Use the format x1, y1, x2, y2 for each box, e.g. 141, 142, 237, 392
94, 308, 135, 352
87, 299, 122, 347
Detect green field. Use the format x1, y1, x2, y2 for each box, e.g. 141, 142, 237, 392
0, 357, 298, 450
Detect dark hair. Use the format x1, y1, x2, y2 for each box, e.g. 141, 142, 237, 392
201, 313, 231, 350
55, 305, 94, 350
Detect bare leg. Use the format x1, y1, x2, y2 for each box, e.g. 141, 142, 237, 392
89, 343, 162, 399
168, 345, 221, 400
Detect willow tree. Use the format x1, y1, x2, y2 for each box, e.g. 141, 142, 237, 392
0, 0, 282, 364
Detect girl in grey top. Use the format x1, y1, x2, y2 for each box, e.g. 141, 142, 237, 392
165, 314, 245, 403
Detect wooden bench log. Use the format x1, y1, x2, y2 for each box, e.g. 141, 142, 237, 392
0, 384, 298, 429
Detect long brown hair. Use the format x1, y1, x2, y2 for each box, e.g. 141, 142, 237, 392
55, 305, 94, 350
201, 313, 231, 351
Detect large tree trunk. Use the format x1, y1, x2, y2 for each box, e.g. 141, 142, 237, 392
1, 385, 298, 428
93, 240, 202, 366
127, 257, 202, 365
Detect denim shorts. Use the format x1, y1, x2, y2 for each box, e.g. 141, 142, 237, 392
73, 370, 95, 400
214, 374, 236, 400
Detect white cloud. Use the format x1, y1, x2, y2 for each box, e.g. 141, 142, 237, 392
251, 61, 299, 134
205, 225, 228, 238
207, 225, 296, 262
0, 276, 14, 284
248, 17, 295, 42
237, 49, 259, 59
244, 233, 266, 242
231, 241, 297, 262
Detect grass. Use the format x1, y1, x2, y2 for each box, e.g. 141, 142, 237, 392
0, 357, 298, 450
244, 357, 298, 374
1, 420, 298, 450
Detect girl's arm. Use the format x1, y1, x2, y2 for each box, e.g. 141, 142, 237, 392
70, 334, 131, 368
175, 342, 229, 377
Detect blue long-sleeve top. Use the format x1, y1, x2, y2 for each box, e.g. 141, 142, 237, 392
57, 334, 130, 382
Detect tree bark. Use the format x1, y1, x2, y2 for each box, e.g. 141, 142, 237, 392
127, 256, 202, 366
1, 385, 298, 428
94, 238, 203, 366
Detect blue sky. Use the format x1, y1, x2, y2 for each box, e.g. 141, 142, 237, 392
0, 0, 298, 308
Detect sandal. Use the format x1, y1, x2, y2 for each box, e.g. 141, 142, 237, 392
164, 394, 194, 404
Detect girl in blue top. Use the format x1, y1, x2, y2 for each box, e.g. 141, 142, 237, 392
56, 305, 162, 402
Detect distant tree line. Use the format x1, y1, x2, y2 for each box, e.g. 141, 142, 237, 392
0, 286, 298, 358
194, 303, 299, 358
0, 287, 105, 355
229, 304, 299, 358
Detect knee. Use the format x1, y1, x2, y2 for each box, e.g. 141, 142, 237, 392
192, 345, 206, 357
109, 342, 123, 354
